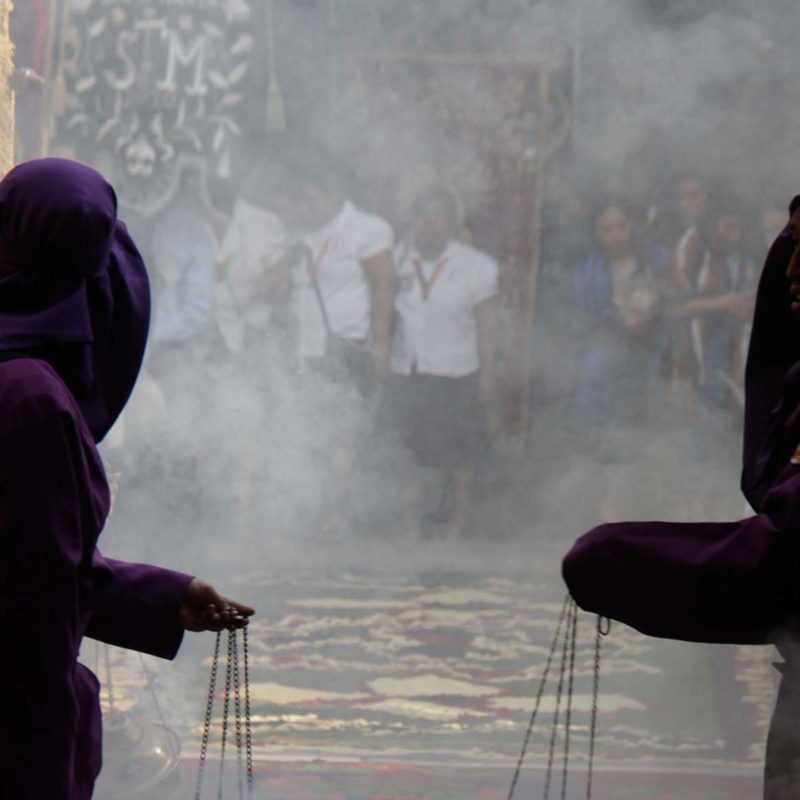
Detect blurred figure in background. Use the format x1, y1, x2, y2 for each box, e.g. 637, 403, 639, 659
665, 199, 756, 518
670, 200, 756, 410
670, 172, 710, 291
273, 150, 395, 537
124, 160, 222, 550
572, 197, 669, 442
212, 158, 293, 534
386, 185, 498, 540
618, 146, 671, 246
216, 157, 289, 357
148, 160, 218, 373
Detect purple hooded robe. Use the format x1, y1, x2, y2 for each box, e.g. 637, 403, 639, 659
563, 197, 800, 799
563, 198, 800, 644
0, 159, 193, 799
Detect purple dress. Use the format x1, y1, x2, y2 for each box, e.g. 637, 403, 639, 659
0, 160, 193, 799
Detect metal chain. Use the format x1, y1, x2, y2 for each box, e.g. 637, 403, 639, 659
195, 623, 254, 800
217, 629, 235, 800
506, 594, 571, 800
103, 643, 116, 713
586, 616, 610, 800
231, 628, 245, 800
560, 601, 579, 800
508, 599, 609, 800
543, 598, 572, 799
195, 631, 222, 800
242, 626, 254, 795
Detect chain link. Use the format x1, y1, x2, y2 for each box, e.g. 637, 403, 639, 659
560, 600, 579, 800
195, 623, 253, 800
243, 626, 254, 794
231, 627, 245, 800
507, 599, 608, 800
586, 616, 609, 800
242, 627, 253, 797
543, 598, 572, 799
506, 594, 571, 800
195, 631, 222, 800
217, 628, 235, 800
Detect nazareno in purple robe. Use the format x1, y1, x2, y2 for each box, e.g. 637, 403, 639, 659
563, 196, 800, 646
0, 159, 194, 800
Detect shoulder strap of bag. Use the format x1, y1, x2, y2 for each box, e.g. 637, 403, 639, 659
304, 239, 335, 335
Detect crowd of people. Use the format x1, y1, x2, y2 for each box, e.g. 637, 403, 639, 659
108, 146, 786, 546
107, 150, 499, 545
541, 158, 783, 441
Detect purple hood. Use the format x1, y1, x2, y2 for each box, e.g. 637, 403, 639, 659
0, 158, 150, 441
742, 195, 800, 510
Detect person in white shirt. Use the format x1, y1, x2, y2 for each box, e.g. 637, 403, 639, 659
216, 194, 288, 355
146, 161, 219, 419
291, 199, 395, 374
387, 184, 498, 540
272, 152, 395, 536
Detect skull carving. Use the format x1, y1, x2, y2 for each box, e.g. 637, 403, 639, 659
125, 136, 157, 178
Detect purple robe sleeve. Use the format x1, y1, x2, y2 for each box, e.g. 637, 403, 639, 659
566, 212, 800, 647
563, 462, 800, 645
87, 553, 193, 659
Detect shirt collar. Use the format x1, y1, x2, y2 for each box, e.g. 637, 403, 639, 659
411, 239, 457, 265
308, 200, 353, 243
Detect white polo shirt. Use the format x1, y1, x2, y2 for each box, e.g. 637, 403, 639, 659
292, 200, 394, 359
391, 239, 498, 377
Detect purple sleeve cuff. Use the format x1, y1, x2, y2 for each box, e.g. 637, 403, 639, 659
86, 552, 194, 660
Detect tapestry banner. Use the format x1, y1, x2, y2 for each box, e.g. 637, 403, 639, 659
56, 0, 260, 213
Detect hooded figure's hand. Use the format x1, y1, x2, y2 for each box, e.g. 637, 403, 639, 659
179, 578, 255, 632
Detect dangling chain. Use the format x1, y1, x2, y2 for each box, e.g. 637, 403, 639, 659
560, 600, 579, 800
506, 595, 571, 800
586, 615, 610, 800
216, 630, 234, 799
195, 631, 221, 800
243, 627, 254, 795
543, 598, 575, 799
195, 620, 254, 800
507, 594, 609, 800
232, 628, 245, 800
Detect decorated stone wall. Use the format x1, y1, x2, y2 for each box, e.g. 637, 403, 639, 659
55, 0, 264, 214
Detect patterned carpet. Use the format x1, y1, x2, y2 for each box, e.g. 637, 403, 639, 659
89, 550, 775, 798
